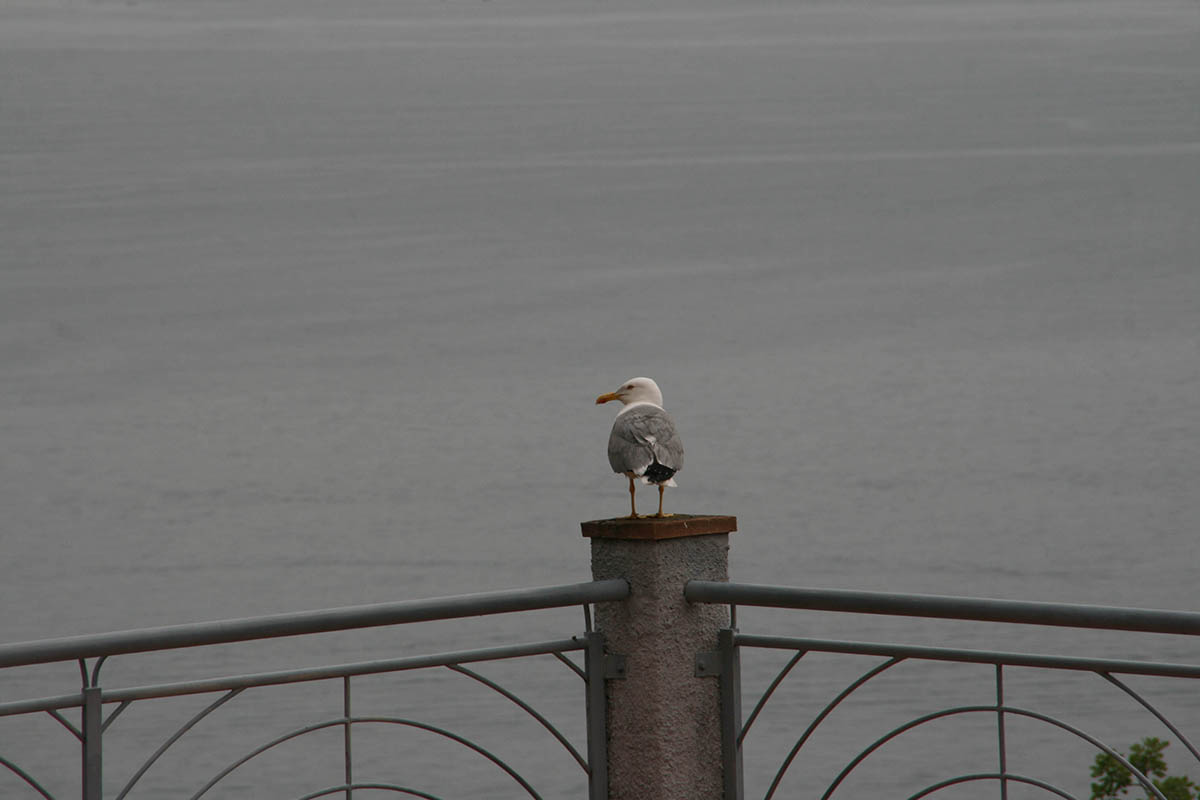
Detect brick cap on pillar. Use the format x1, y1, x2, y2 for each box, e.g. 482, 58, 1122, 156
581, 514, 737, 541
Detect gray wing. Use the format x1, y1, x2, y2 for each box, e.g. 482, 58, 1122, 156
607, 405, 684, 477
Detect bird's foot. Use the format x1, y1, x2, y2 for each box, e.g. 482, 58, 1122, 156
651, 512, 674, 518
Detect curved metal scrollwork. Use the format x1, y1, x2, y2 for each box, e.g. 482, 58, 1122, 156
296, 783, 445, 800
1099, 672, 1200, 764
552, 650, 587, 681
116, 689, 244, 800
739, 650, 803, 746
739, 642, 1200, 800
189, 716, 545, 800
446, 662, 588, 771
904, 772, 1081, 800
31, 645, 592, 799
820, 705, 1169, 800
0, 755, 55, 800
762, 657, 904, 800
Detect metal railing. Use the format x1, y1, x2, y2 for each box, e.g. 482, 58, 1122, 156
0, 579, 629, 800
686, 581, 1200, 800
6, 574, 1200, 799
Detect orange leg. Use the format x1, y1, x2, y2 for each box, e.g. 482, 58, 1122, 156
653, 484, 671, 518
627, 476, 639, 518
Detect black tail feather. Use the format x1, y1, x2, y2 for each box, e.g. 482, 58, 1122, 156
643, 462, 676, 484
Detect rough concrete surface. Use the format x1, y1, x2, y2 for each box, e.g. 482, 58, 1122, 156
591, 532, 732, 800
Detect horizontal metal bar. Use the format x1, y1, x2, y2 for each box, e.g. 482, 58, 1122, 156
0, 638, 586, 718
685, 581, 1200, 635
736, 634, 1200, 678
0, 579, 628, 669
0, 693, 85, 717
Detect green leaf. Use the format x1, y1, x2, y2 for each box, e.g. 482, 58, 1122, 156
1088, 738, 1196, 800
1092, 749, 1134, 799
1130, 737, 1169, 781
1154, 774, 1197, 800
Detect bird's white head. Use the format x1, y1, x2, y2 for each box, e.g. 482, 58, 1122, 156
595, 376, 664, 409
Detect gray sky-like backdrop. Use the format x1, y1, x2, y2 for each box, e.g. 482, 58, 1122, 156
2, 0, 1198, 796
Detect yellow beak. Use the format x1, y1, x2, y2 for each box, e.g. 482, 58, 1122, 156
595, 391, 621, 405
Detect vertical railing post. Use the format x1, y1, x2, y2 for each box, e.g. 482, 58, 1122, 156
582, 514, 738, 800
584, 630, 610, 800
82, 684, 102, 800
995, 664, 1008, 800
718, 627, 745, 800
344, 676, 353, 800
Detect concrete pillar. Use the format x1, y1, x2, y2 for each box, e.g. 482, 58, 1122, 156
582, 514, 738, 800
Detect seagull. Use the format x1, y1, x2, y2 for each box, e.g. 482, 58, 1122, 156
595, 377, 684, 518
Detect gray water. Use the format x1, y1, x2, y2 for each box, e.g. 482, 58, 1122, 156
2, 0, 1198, 796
